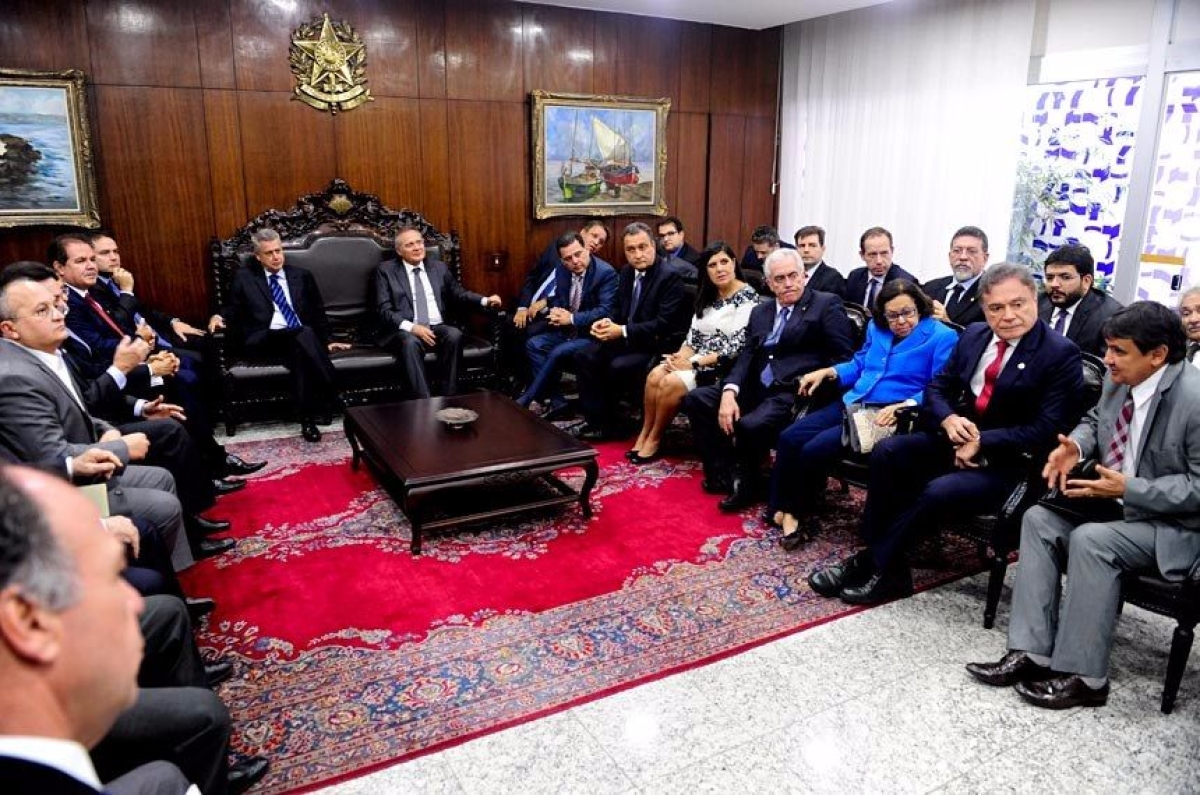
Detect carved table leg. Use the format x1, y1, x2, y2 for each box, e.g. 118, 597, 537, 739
580, 460, 599, 518
344, 420, 361, 470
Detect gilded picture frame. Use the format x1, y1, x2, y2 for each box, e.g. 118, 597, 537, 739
532, 90, 669, 219
0, 68, 100, 228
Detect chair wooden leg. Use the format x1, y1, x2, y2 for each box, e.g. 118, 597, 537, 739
984, 554, 1008, 630
1162, 620, 1197, 714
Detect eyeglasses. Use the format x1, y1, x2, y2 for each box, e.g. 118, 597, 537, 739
883, 307, 918, 323
6, 304, 62, 322
770, 271, 806, 285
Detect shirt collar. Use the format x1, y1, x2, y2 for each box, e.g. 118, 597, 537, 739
402, 259, 426, 273
954, 272, 982, 291
989, 332, 1022, 351
1131, 364, 1167, 408
0, 737, 101, 790
66, 284, 88, 298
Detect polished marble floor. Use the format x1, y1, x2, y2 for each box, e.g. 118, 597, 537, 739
216, 421, 1199, 793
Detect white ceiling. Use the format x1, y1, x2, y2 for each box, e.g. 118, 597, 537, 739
516, 0, 894, 30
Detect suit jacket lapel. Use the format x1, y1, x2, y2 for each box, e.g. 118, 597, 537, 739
284, 266, 305, 317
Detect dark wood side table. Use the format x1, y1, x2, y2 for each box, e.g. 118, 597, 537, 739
343, 392, 599, 554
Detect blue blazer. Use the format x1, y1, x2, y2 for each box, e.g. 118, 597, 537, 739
845, 263, 918, 309
546, 256, 618, 331
835, 316, 957, 406
65, 286, 137, 362
923, 319, 1083, 468
726, 288, 855, 390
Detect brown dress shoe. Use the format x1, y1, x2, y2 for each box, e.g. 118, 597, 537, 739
1015, 675, 1109, 709
966, 651, 1055, 687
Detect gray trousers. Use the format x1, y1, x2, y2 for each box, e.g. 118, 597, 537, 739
1008, 505, 1157, 679
107, 759, 191, 795
108, 464, 194, 570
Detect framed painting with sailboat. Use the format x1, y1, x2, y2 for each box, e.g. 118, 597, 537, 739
532, 91, 669, 219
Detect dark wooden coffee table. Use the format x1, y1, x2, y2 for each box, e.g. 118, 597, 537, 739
343, 392, 599, 554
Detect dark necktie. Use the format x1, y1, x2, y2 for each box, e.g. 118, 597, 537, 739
946, 284, 964, 315
1188, 342, 1199, 362
974, 339, 1009, 415
630, 272, 644, 318
1053, 308, 1068, 335
865, 278, 880, 310
411, 267, 430, 325
759, 306, 791, 387
269, 274, 302, 329
569, 275, 583, 313
1103, 392, 1135, 471
84, 293, 126, 338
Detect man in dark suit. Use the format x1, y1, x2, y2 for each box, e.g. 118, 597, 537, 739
574, 222, 689, 440
1039, 244, 1123, 357
656, 216, 703, 266
376, 225, 501, 399
794, 225, 847, 298
0, 466, 191, 794
922, 225, 989, 327
208, 228, 349, 442
845, 226, 918, 311
516, 232, 618, 417
810, 263, 1084, 604
1180, 286, 1200, 366
968, 302, 1200, 709
683, 248, 855, 508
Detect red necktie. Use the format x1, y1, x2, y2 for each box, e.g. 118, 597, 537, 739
974, 339, 1009, 415
1102, 393, 1135, 471
84, 293, 126, 338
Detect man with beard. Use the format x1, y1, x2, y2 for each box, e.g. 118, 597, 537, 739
1038, 244, 1122, 357
922, 226, 989, 326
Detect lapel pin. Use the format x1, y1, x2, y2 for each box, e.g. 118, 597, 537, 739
1017, 362, 1026, 370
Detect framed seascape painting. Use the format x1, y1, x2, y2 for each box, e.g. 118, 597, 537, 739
532, 90, 669, 219
0, 68, 100, 228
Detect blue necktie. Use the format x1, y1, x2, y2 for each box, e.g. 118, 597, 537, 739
760, 306, 791, 387
269, 274, 302, 329
630, 273, 644, 318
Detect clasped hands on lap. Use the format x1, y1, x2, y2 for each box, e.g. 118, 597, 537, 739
1042, 433, 1126, 499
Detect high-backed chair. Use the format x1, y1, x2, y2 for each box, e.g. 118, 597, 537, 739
209, 179, 501, 433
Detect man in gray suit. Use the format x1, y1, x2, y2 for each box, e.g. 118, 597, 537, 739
375, 225, 501, 398
0, 278, 193, 569
967, 302, 1200, 708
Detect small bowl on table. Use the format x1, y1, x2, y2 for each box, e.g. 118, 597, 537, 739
435, 407, 478, 431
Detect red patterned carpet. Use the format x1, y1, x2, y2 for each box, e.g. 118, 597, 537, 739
182, 430, 980, 793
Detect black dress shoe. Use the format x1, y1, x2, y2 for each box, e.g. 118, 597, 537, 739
185, 597, 216, 621
224, 454, 266, 476
839, 566, 913, 605
189, 515, 231, 536
205, 660, 234, 687
808, 550, 873, 597
315, 412, 334, 426
227, 757, 270, 795
966, 651, 1054, 687
625, 449, 640, 461
301, 422, 322, 443
213, 478, 247, 496
630, 450, 661, 465
718, 481, 756, 513
576, 424, 610, 442
196, 537, 236, 559
779, 527, 813, 552
1016, 675, 1109, 709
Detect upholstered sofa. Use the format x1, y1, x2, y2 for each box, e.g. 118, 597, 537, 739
209, 179, 501, 434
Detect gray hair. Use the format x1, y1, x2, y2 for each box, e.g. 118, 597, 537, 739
251, 228, 282, 253
0, 469, 79, 611
622, 221, 654, 242
978, 262, 1035, 297
1179, 285, 1200, 307
763, 247, 803, 279
0, 278, 35, 323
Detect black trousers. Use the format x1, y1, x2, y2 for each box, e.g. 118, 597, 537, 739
574, 339, 654, 428
682, 382, 797, 482
117, 418, 215, 519
244, 326, 337, 419
383, 324, 464, 398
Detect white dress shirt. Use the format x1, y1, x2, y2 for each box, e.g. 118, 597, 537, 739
1050, 301, 1079, 336
26, 347, 86, 410
266, 270, 297, 330
1123, 363, 1167, 477
969, 334, 1021, 397
0, 736, 102, 790
399, 260, 444, 330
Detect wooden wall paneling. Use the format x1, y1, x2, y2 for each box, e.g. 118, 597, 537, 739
237, 91, 337, 217
591, 12, 618, 96
0, 0, 90, 72
739, 115, 779, 244
230, 0, 326, 92
522, 4, 595, 95
417, 99, 452, 229
706, 114, 747, 247
673, 112, 710, 246
195, 1, 236, 89
0, 230, 56, 272
444, 0, 523, 103
334, 97, 425, 209
416, 0, 447, 98
86, 0, 201, 87
612, 14, 679, 102
446, 101, 528, 298
202, 89, 247, 237
335, 0, 420, 98
92, 86, 217, 319
710, 26, 781, 117
676, 23, 712, 114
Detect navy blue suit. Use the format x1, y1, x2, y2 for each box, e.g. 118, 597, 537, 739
683, 288, 855, 484
845, 263, 918, 310
575, 260, 688, 429
862, 319, 1084, 571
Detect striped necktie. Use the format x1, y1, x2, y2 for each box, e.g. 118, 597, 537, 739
269, 274, 302, 329
1102, 393, 1135, 471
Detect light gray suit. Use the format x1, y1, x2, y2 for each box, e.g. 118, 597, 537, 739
1009, 361, 1200, 678
0, 339, 192, 569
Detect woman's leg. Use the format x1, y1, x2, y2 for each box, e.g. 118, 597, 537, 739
640, 373, 687, 456
634, 365, 668, 452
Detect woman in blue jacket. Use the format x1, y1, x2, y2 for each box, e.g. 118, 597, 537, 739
770, 279, 957, 550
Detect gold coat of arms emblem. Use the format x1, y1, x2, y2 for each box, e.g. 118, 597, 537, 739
289, 13, 372, 114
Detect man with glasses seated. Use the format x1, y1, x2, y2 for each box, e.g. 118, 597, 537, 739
922, 226, 990, 327
683, 248, 854, 509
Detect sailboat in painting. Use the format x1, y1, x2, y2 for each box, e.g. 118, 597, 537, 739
558, 111, 603, 203
592, 117, 640, 196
